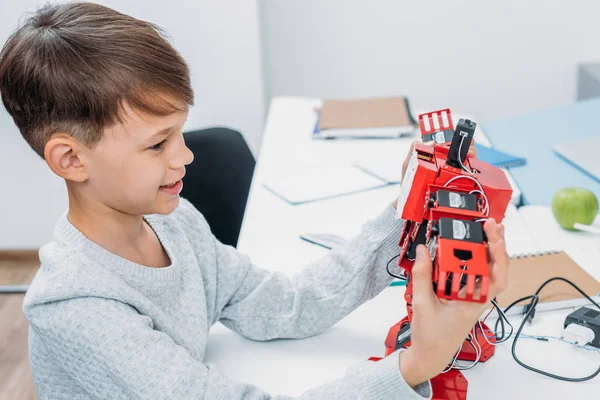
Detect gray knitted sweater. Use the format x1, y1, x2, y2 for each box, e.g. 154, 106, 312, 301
23, 198, 431, 399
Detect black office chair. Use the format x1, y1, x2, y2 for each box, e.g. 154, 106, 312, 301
181, 127, 256, 248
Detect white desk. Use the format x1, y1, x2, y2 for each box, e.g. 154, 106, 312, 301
205, 97, 599, 398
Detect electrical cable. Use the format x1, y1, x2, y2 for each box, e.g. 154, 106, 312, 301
475, 298, 513, 346
458, 134, 475, 175
453, 331, 481, 370
446, 278, 599, 377
519, 334, 600, 352
470, 190, 490, 216
386, 254, 405, 281
444, 176, 489, 217
442, 344, 463, 373
444, 175, 483, 193
493, 278, 600, 382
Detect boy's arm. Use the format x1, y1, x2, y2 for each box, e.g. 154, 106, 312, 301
184, 198, 404, 341
26, 297, 430, 399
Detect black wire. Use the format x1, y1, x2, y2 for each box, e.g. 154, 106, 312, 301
533, 277, 600, 310
495, 300, 514, 343
499, 277, 600, 382
477, 299, 513, 344
511, 295, 600, 382
495, 277, 600, 339
386, 254, 405, 280
497, 304, 506, 340
494, 294, 538, 339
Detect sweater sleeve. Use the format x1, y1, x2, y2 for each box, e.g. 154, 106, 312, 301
25, 297, 431, 399
203, 202, 406, 340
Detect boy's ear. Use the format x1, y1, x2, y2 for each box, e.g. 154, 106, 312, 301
44, 134, 89, 182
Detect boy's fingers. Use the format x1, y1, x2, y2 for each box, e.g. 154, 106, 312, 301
408, 140, 420, 152
490, 239, 509, 269
484, 219, 505, 266
468, 145, 477, 159
411, 245, 435, 308
488, 239, 509, 295
407, 141, 420, 157
483, 219, 509, 296
483, 218, 501, 243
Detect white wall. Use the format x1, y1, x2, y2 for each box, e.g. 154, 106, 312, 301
260, 0, 600, 121
5, 0, 600, 249
0, 0, 264, 249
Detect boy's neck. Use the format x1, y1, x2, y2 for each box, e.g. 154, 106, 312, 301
66, 190, 170, 268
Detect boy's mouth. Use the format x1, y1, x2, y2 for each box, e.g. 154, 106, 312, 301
159, 180, 183, 195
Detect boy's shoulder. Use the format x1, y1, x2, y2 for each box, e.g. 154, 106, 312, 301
23, 198, 210, 310
23, 239, 127, 310
28, 198, 211, 295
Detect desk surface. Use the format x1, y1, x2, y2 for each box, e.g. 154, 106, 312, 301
205, 96, 600, 398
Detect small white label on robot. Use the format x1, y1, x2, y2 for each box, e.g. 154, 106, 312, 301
448, 192, 464, 208
452, 220, 467, 240
434, 131, 446, 144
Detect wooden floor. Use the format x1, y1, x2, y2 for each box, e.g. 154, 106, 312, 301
0, 251, 40, 400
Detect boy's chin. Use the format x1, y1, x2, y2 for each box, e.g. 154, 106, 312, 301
153, 196, 180, 215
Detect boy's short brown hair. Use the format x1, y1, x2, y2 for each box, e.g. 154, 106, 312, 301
0, 2, 194, 158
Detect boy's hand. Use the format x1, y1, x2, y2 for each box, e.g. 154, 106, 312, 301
398, 219, 509, 387
393, 140, 477, 210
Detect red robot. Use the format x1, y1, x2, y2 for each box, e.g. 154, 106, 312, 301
373, 109, 513, 400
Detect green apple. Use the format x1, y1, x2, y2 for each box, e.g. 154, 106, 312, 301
551, 188, 599, 231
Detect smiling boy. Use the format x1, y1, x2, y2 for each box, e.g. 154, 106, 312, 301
0, 3, 508, 399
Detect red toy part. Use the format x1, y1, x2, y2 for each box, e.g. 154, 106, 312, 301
458, 323, 495, 363
419, 109, 454, 135
430, 370, 468, 400
435, 236, 490, 303
399, 143, 512, 224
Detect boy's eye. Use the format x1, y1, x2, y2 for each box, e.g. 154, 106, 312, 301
149, 140, 166, 151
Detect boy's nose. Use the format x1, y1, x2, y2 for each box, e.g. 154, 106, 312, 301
182, 143, 194, 166
170, 139, 194, 170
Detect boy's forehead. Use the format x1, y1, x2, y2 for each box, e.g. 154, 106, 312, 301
110, 100, 189, 141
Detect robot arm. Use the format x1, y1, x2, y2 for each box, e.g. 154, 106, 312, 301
395, 109, 512, 308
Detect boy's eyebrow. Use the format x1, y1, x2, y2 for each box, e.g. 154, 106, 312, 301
149, 126, 173, 139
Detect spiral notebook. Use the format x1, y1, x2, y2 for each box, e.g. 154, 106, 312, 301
496, 252, 600, 315
499, 203, 600, 315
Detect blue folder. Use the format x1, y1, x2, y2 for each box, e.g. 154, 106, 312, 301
481, 98, 600, 206
473, 143, 526, 169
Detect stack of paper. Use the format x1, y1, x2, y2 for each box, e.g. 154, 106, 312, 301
313, 97, 417, 139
